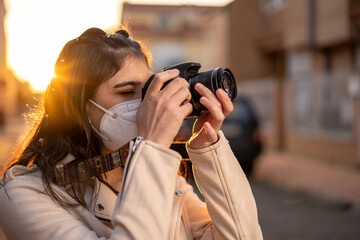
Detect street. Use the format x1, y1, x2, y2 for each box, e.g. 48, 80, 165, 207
188, 173, 360, 240
251, 180, 360, 240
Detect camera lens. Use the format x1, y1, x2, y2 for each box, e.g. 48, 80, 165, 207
217, 69, 236, 100
188, 68, 237, 116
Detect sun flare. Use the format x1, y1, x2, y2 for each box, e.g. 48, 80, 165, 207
5, 0, 123, 92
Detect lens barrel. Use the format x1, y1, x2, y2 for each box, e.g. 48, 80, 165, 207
188, 68, 237, 116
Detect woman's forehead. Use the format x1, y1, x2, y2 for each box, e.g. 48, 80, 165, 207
98, 58, 149, 92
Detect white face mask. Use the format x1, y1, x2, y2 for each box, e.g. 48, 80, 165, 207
89, 98, 141, 151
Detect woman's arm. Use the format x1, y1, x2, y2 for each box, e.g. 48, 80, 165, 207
186, 131, 263, 240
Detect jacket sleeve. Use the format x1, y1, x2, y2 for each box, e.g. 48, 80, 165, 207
0, 140, 183, 240
186, 131, 263, 240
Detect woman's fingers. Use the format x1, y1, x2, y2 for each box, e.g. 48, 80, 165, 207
171, 84, 192, 106
146, 70, 191, 105
216, 88, 234, 117
203, 122, 218, 143
160, 77, 190, 99
179, 102, 193, 119
162, 87, 192, 120
146, 69, 180, 95
199, 96, 224, 130
189, 84, 235, 149
194, 83, 222, 109
137, 70, 194, 148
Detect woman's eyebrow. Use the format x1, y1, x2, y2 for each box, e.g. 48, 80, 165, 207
113, 81, 141, 88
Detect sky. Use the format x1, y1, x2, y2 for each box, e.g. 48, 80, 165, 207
4, 0, 234, 92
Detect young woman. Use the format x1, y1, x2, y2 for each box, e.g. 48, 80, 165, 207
0, 27, 262, 239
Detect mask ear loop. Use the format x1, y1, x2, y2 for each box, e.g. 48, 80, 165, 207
88, 119, 109, 142
88, 99, 117, 119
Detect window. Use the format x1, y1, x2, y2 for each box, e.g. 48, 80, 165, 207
260, 0, 285, 14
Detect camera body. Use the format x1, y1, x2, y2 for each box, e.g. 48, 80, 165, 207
141, 62, 237, 117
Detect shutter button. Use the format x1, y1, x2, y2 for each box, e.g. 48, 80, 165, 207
96, 204, 105, 211
175, 190, 183, 196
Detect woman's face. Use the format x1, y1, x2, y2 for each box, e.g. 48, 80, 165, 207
87, 56, 151, 133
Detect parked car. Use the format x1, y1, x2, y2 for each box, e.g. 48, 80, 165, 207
220, 96, 263, 176
172, 96, 263, 177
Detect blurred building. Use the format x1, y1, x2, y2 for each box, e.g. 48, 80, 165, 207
228, 0, 360, 166
121, 2, 230, 73
0, 0, 18, 126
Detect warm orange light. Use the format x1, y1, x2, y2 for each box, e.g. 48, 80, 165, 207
5, 0, 123, 92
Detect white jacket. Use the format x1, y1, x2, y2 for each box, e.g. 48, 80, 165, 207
0, 131, 263, 239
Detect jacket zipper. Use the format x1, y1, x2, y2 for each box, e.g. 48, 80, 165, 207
118, 136, 143, 200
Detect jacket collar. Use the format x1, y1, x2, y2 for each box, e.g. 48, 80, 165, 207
88, 178, 118, 221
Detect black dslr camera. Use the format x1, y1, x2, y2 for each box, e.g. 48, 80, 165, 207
141, 62, 237, 117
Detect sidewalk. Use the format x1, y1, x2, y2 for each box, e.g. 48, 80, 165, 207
252, 149, 360, 205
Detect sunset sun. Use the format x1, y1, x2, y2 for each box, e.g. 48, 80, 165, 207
5, 0, 123, 92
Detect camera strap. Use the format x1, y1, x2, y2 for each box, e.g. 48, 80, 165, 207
53, 143, 129, 185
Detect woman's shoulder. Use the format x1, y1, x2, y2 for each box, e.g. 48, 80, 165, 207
0, 164, 78, 209
0, 153, 75, 190
0, 164, 43, 193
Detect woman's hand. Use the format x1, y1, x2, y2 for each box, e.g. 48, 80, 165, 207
187, 83, 234, 149
137, 69, 193, 148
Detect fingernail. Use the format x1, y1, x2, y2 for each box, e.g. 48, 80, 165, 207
200, 97, 208, 104
218, 89, 227, 97
195, 83, 203, 90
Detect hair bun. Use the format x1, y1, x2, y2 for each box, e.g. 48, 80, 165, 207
79, 28, 107, 38
115, 29, 130, 38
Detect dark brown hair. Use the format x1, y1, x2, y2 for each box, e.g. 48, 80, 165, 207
1, 27, 149, 207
